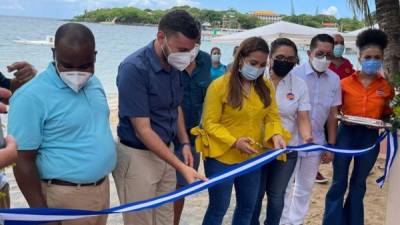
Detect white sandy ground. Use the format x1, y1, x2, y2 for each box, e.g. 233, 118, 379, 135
4, 95, 389, 225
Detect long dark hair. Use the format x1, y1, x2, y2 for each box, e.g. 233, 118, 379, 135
228, 37, 271, 109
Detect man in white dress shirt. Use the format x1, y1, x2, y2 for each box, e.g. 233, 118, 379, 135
280, 34, 341, 225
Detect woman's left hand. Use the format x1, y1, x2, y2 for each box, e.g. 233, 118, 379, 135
272, 134, 286, 150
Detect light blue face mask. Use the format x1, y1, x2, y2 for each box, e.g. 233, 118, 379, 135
361, 59, 383, 76
333, 44, 345, 57
239, 63, 265, 81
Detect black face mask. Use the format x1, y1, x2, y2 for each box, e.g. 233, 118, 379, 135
272, 59, 296, 78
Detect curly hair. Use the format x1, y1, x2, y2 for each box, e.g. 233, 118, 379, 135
356, 29, 388, 51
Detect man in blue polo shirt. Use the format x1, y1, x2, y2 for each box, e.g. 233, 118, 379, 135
114, 10, 206, 225
9, 23, 116, 225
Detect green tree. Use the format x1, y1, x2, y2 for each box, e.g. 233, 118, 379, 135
338, 18, 364, 31
74, 6, 264, 30
237, 14, 265, 29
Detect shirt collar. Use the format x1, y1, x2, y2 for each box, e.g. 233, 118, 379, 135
281, 73, 292, 83
352, 71, 385, 82
195, 51, 206, 67
146, 40, 164, 73
305, 61, 329, 77
266, 71, 290, 87
47, 62, 68, 89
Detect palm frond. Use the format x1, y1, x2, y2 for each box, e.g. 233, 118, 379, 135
347, 0, 373, 26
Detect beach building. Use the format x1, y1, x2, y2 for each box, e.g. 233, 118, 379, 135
250, 10, 282, 24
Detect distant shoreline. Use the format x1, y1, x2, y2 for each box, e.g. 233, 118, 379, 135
73, 19, 158, 27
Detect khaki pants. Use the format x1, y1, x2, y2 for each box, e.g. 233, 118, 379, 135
113, 143, 176, 225
0, 183, 10, 208
41, 177, 110, 225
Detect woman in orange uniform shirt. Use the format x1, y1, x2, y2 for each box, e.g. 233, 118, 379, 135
323, 29, 394, 225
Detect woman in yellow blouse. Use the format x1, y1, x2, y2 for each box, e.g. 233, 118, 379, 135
196, 37, 287, 225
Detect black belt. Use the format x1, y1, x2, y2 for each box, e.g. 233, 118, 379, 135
42, 177, 106, 187
120, 139, 170, 150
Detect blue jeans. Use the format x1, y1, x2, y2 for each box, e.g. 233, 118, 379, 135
202, 158, 261, 225
323, 124, 380, 225
251, 152, 298, 225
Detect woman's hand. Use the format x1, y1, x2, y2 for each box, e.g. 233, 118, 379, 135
234, 137, 258, 154
321, 151, 334, 164
303, 135, 314, 144
272, 134, 286, 149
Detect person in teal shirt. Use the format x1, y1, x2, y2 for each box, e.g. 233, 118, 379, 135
9, 23, 115, 225
210, 47, 227, 80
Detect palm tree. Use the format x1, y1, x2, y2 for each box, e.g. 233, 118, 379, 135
348, 0, 400, 81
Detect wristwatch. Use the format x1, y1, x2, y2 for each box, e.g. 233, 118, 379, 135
181, 142, 191, 146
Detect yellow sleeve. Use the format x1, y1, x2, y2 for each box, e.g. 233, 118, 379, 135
201, 79, 237, 157
263, 80, 291, 149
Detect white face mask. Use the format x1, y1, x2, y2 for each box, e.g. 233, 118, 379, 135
162, 38, 192, 71
211, 54, 221, 63
190, 44, 200, 62
56, 63, 92, 93
311, 56, 331, 73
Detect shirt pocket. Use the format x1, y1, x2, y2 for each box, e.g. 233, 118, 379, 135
148, 78, 170, 110
278, 98, 299, 118
373, 90, 387, 110
323, 89, 336, 107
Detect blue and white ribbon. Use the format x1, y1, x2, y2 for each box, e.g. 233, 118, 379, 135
376, 130, 398, 187
0, 130, 397, 225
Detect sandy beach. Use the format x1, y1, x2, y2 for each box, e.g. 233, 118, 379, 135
5, 94, 389, 225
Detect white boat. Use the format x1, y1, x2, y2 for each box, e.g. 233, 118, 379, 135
100, 17, 118, 25
14, 35, 54, 46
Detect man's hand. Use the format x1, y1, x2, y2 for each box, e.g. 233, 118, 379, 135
321, 151, 334, 164
181, 144, 194, 168
0, 87, 11, 111
0, 136, 18, 168
303, 135, 314, 144
180, 165, 208, 184
3, 136, 17, 158
7, 61, 36, 83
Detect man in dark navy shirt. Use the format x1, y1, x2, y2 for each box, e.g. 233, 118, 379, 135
114, 10, 207, 225
173, 26, 212, 225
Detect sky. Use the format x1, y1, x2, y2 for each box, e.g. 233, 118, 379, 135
0, 0, 376, 19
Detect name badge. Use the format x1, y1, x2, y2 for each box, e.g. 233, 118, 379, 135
287, 93, 295, 100
376, 89, 385, 97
